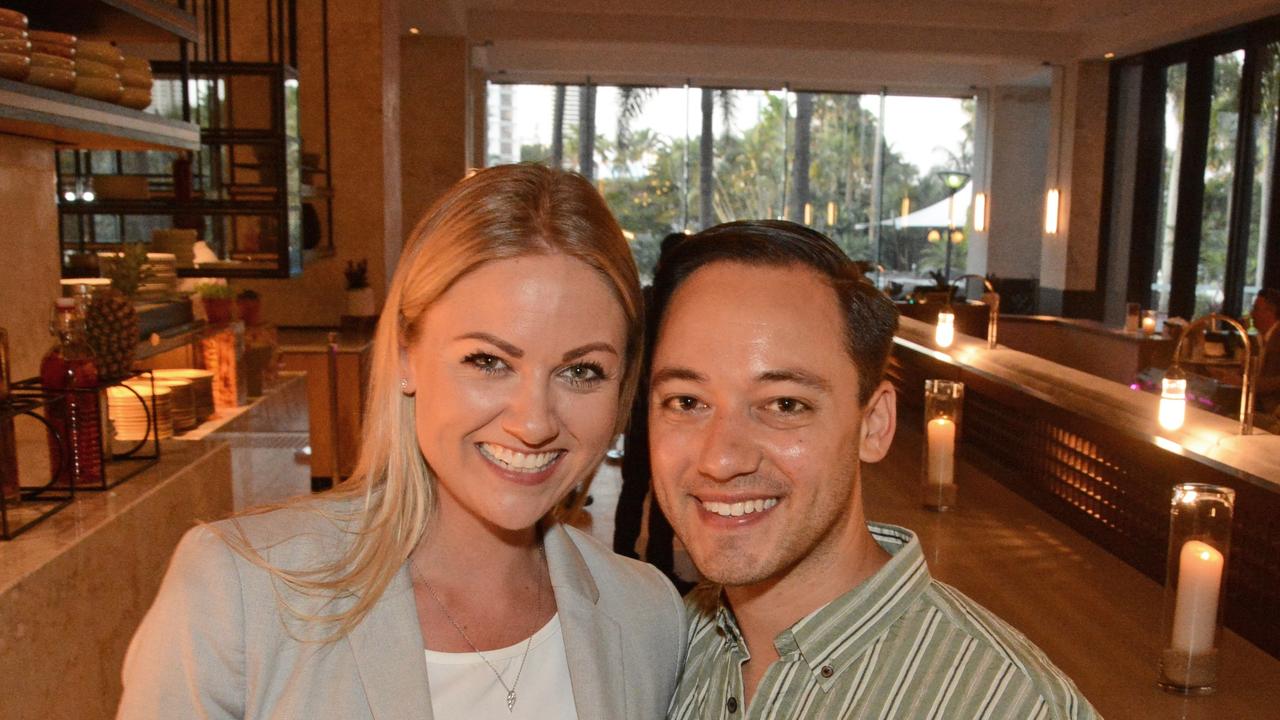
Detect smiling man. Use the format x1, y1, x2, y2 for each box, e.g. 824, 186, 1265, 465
648, 221, 1096, 719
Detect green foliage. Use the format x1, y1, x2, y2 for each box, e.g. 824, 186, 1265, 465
194, 282, 234, 299
106, 242, 152, 297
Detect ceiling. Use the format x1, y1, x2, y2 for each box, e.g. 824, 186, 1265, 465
402, 0, 1280, 92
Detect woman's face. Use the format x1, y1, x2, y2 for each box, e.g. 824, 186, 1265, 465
404, 253, 629, 533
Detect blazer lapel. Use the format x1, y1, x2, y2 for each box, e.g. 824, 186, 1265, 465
346, 564, 435, 720
544, 523, 627, 720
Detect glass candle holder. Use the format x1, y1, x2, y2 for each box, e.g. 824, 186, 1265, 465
1158, 483, 1234, 694
1125, 302, 1141, 333
922, 380, 963, 510
935, 310, 956, 348
1142, 309, 1158, 335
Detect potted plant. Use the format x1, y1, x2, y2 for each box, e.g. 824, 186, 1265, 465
343, 259, 377, 318
195, 282, 235, 324
236, 289, 262, 325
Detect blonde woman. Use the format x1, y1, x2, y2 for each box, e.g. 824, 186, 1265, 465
118, 165, 686, 719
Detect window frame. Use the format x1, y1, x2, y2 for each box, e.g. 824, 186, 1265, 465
1116, 15, 1280, 319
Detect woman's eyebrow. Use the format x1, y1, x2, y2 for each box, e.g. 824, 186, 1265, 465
562, 342, 619, 362
455, 332, 523, 357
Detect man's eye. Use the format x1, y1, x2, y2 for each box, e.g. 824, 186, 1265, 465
771, 397, 809, 414
664, 396, 702, 412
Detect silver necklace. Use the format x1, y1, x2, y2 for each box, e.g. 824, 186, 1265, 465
419, 546, 546, 713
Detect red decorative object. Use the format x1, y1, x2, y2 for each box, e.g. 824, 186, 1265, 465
40, 298, 102, 489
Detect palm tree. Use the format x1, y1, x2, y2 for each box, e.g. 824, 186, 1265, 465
789, 92, 814, 222
551, 85, 566, 169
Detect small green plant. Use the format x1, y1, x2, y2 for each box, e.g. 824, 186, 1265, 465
344, 259, 369, 290
194, 282, 234, 299
107, 242, 153, 297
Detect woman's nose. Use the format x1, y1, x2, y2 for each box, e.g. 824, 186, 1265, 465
501, 380, 559, 447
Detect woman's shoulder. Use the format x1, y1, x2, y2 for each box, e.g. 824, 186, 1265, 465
555, 524, 683, 615
193, 495, 364, 573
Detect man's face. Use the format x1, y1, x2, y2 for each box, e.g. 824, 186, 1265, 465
1252, 297, 1277, 334
649, 261, 891, 588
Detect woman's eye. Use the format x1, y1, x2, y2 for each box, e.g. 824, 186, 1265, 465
463, 352, 507, 374
561, 362, 606, 388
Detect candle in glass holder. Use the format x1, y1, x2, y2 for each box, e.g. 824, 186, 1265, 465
927, 417, 956, 486
1142, 310, 1157, 335
1171, 540, 1223, 656
1159, 484, 1233, 694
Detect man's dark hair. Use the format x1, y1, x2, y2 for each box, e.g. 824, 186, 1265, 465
648, 220, 899, 404
1256, 288, 1280, 311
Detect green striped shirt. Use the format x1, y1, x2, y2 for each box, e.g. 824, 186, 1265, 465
669, 523, 1099, 720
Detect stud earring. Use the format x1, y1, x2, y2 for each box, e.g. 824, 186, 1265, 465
400, 379, 409, 394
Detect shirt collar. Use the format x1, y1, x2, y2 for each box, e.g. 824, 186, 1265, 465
711, 523, 932, 689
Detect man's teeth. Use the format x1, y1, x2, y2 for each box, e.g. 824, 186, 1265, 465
702, 498, 779, 517
479, 443, 560, 472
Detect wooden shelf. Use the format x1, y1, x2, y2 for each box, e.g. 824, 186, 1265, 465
5, 0, 199, 43
0, 78, 200, 151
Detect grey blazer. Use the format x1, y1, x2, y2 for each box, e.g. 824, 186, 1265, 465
118, 507, 686, 719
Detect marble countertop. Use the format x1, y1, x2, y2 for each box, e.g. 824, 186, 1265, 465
896, 317, 1279, 490
277, 326, 375, 353
0, 439, 229, 596
1001, 314, 1174, 343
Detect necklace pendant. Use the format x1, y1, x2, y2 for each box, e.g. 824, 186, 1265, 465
506, 689, 517, 712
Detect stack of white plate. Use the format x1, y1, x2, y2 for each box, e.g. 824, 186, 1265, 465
140, 252, 177, 295
150, 378, 196, 432
152, 369, 214, 422
107, 383, 172, 441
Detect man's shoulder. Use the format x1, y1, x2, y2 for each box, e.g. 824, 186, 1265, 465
912, 580, 1098, 719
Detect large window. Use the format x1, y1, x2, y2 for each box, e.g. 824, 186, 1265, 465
1117, 17, 1280, 320
486, 83, 974, 286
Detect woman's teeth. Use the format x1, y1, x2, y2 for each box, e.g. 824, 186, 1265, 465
479, 443, 560, 472
702, 498, 779, 517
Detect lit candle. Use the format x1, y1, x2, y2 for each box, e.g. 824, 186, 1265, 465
1142, 314, 1156, 334
935, 311, 955, 348
926, 417, 956, 486
1170, 540, 1223, 656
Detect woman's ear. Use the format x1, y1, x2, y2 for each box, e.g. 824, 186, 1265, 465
858, 380, 897, 463
399, 347, 416, 396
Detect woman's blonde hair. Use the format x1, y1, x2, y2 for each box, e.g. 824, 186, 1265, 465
224, 164, 643, 639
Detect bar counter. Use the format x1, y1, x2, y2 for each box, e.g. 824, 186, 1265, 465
0, 440, 233, 720
889, 317, 1280, 661
864, 424, 1280, 719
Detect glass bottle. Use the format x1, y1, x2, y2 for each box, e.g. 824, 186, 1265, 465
0, 328, 18, 504
41, 298, 103, 489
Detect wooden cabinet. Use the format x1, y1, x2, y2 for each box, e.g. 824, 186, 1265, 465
278, 329, 370, 481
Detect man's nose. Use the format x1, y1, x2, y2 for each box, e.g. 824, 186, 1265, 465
501, 380, 559, 447
696, 409, 761, 482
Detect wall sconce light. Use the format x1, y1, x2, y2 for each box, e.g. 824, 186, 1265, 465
1159, 368, 1187, 431
1044, 188, 1060, 234
827, 201, 837, 226
974, 192, 987, 232
935, 309, 956, 348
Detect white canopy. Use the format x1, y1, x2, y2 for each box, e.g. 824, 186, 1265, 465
854, 182, 972, 230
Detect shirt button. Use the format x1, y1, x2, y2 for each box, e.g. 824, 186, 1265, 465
726, 696, 739, 713
821, 665, 835, 678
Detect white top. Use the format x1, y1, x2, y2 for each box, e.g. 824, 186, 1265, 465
424, 613, 579, 720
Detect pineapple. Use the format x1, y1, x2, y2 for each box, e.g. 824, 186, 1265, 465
85, 289, 138, 381
85, 243, 148, 381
